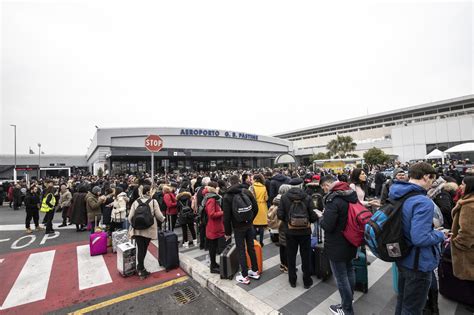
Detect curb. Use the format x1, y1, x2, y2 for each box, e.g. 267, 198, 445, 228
179, 253, 280, 315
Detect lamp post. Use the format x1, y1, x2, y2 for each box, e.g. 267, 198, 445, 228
9, 124, 17, 183
38, 143, 41, 180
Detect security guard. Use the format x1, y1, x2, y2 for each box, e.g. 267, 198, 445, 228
40, 180, 57, 234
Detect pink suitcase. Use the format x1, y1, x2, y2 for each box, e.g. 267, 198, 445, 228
90, 231, 108, 256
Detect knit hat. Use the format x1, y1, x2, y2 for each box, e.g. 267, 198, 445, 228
289, 177, 303, 186
393, 168, 405, 177
92, 186, 101, 194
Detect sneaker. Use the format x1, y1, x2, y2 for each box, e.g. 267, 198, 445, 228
329, 304, 345, 315
138, 269, 151, 279
192, 240, 198, 246
183, 242, 189, 249
248, 270, 261, 280
58, 223, 67, 228
35, 226, 44, 231
210, 266, 220, 274
279, 264, 286, 273
236, 274, 251, 285
26, 228, 32, 234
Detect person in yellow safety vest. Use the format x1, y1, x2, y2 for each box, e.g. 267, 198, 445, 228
40, 181, 57, 235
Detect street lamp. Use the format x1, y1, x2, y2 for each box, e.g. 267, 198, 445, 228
38, 143, 41, 179
9, 124, 16, 183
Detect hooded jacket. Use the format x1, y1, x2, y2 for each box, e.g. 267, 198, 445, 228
320, 182, 359, 261
176, 191, 193, 224
269, 174, 290, 202
388, 181, 445, 272
277, 187, 317, 236
204, 187, 225, 240
223, 184, 258, 235
111, 192, 129, 222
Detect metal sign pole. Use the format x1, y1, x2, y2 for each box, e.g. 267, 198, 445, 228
151, 152, 154, 184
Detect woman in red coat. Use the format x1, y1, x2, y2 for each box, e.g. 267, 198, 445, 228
204, 182, 225, 274
163, 185, 178, 231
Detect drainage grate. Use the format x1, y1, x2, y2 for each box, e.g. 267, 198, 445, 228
172, 286, 200, 305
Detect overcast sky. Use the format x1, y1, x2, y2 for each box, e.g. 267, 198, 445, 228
1, 0, 472, 155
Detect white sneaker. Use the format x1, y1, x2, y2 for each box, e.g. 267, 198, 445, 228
236, 273, 250, 285
192, 239, 198, 246
248, 270, 261, 280
183, 242, 189, 249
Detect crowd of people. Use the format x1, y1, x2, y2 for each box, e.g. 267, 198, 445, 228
0, 159, 473, 315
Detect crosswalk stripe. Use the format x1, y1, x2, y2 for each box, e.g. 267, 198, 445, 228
307, 258, 392, 315
77, 245, 112, 290
1, 250, 56, 310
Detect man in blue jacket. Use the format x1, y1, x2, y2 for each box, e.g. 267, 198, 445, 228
389, 162, 446, 315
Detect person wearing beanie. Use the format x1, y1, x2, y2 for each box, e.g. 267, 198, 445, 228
277, 178, 317, 288
380, 168, 407, 205
86, 185, 107, 233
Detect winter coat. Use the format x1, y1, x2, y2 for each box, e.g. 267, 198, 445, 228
128, 196, 165, 240
176, 191, 194, 224
70, 192, 88, 225
320, 182, 359, 261
223, 184, 258, 235
269, 174, 290, 202
164, 192, 178, 215
58, 190, 72, 208
450, 193, 474, 280
434, 183, 457, 229
205, 187, 225, 240
85, 191, 103, 223
25, 191, 40, 211
111, 192, 129, 222
277, 187, 317, 236
388, 181, 445, 272
267, 205, 280, 230
7, 186, 13, 201
251, 182, 268, 226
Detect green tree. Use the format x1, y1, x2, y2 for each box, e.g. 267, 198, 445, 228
326, 135, 357, 158
311, 152, 331, 161
97, 167, 104, 177
363, 147, 390, 166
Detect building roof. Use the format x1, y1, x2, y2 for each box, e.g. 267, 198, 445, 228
273, 94, 474, 138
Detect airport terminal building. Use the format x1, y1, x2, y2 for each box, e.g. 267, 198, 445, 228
274, 95, 474, 164
86, 127, 293, 175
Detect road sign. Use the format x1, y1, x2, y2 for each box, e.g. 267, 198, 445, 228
145, 135, 164, 152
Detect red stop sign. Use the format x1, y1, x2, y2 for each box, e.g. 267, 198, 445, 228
145, 135, 164, 152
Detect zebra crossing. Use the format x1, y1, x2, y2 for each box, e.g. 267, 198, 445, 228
0, 240, 182, 314
176, 230, 469, 315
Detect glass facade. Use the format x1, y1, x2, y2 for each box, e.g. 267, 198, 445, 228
110, 156, 274, 175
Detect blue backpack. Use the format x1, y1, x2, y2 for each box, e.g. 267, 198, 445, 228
364, 191, 422, 262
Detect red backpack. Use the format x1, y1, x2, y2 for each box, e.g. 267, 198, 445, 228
343, 201, 372, 247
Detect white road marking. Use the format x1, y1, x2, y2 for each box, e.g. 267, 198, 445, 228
1, 250, 56, 310
76, 245, 112, 290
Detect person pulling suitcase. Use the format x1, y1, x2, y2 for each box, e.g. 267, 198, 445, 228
128, 185, 165, 279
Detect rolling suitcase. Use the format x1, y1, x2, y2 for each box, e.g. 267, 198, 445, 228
90, 217, 107, 256
220, 243, 239, 280
392, 263, 399, 294
312, 224, 332, 281
353, 247, 369, 293
117, 241, 136, 277
112, 229, 129, 253
158, 215, 179, 271
438, 244, 474, 306
246, 239, 263, 274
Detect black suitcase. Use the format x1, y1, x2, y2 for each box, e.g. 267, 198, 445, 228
158, 216, 179, 271
312, 224, 332, 281
438, 244, 474, 306
220, 243, 239, 280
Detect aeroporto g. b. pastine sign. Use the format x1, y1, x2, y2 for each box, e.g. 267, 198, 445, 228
180, 128, 258, 141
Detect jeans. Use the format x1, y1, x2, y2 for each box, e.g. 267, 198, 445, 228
234, 227, 258, 277
329, 260, 355, 315
134, 236, 151, 271
254, 226, 264, 245
43, 210, 55, 232
286, 234, 312, 285
207, 238, 219, 268
395, 265, 432, 315
25, 208, 39, 229
182, 222, 197, 243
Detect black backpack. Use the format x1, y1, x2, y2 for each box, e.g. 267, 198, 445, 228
288, 198, 310, 229
364, 191, 422, 261
131, 199, 154, 230
179, 199, 194, 221
232, 191, 253, 223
